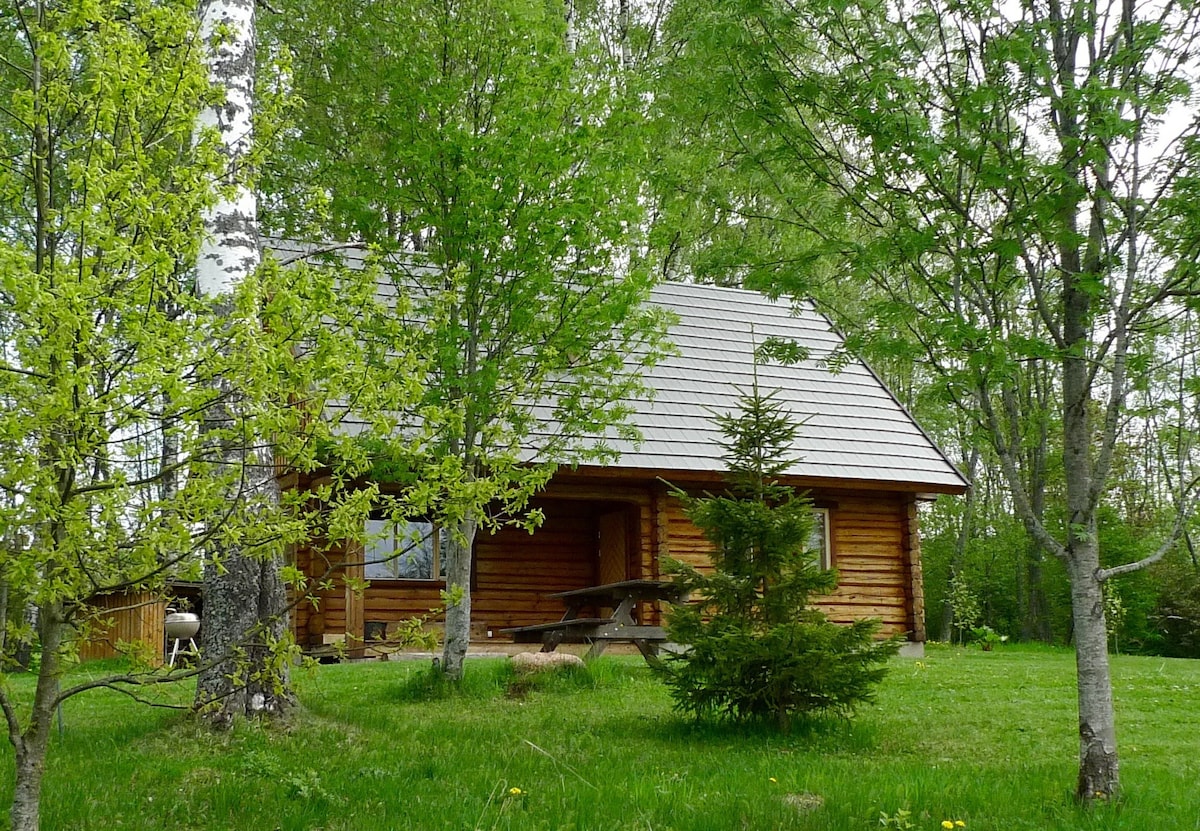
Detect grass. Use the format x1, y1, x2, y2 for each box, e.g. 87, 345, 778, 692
0, 644, 1198, 830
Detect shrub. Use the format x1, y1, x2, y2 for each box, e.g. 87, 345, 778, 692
947, 574, 981, 645
659, 380, 898, 728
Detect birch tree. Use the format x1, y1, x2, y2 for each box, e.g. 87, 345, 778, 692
656, 0, 1200, 801
192, 0, 289, 723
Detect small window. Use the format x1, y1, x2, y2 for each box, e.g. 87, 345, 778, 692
364, 518, 447, 581
809, 508, 831, 570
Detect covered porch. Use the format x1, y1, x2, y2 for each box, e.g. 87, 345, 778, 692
292, 481, 670, 656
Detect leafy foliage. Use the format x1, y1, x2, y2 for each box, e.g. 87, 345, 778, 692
0, 1, 427, 822
264, 0, 671, 678
651, 0, 1200, 798
660, 382, 897, 727
946, 574, 981, 645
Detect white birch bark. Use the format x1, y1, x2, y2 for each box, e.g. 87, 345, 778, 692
196, 0, 258, 297
194, 0, 291, 726
564, 0, 576, 55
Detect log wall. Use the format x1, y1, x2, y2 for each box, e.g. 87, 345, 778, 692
290, 477, 925, 646
293, 490, 655, 647
660, 488, 915, 637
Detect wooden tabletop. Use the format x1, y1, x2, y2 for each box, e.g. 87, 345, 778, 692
546, 579, 682, 603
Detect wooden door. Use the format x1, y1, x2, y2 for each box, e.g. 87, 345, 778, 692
598, 509, 628, 587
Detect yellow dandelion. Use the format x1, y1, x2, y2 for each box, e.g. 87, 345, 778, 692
955, 822, 965, 828
942, 821, 954, 829
509, 787, 523, 796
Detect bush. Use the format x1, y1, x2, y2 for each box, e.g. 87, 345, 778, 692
659, 381, 898, 729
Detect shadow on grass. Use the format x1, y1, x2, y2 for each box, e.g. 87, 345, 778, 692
390, 656, 654, 704
599, 704, 880, 755
389, 661, 511, 702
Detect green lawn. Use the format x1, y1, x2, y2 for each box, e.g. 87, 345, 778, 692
2, 645, 1198, 830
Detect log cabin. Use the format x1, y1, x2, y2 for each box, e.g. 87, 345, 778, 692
287, 268, 968, 658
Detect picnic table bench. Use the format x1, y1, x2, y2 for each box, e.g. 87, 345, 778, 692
502, 579, 684, 663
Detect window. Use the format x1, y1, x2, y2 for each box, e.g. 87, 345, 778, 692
809, 508, 831, 570
364, 518, 447, 581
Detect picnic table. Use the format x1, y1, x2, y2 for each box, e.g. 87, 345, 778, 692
502, 579, 684, 662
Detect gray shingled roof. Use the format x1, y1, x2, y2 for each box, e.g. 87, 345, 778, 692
268, 240, 966, 493
595, 282, 967, 492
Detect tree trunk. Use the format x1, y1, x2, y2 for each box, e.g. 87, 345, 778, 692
1021, 393, 1053, 643
1023, 547, 1053, 643
1069, 556, 1119, 800
441, 512, 478, 681
940, 449, 979, 641
564, 0, 576, 54
1061, 211, 1118, 797
192, 0, 291, 725
8, 605, 66, 831
0, 572, 9, 657
196, 524, 292, 728
619, 0, 631, 68
195, 0, 258, 297
13, 604, 36, 671
10, 745, 46, 831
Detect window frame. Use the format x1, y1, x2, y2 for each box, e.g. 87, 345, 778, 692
809, 507, 832, 570
362, 516, 447, 583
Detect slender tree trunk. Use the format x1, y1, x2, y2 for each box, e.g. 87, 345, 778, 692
1022, 367, 1053, 642
0, 566, 9, 658
441, 512, 478, 681
619, 0, 632, 68
10, 746, 46, 831
940, 447, 979, 641
1023, 548, 1053, 642
12, 605, 36, 671
8, 603, 66, 831
193, 0, 291, 725
1062, 217, 1118, 796
1069, 555, 1119, 799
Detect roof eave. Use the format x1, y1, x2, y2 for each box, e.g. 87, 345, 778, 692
558, 463, 969, 496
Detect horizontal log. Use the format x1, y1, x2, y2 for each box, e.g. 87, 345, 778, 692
816, 602, 906, 619
478, 531, 596, 548
834, 508, 904, 520
475, 557, 593, 573
836, 577, 907, 590
475, 580, 591, 593
821, 586, 907, 600
823, 620, 909, 636
835, 549, 906, 563
363, 589, 442, 603
838, 529, 902, 541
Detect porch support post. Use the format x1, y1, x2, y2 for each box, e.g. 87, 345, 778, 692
344, 539, 365, 658
650, 484, 671, 626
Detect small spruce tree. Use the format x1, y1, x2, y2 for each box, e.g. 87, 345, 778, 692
661, 381, 899, 728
